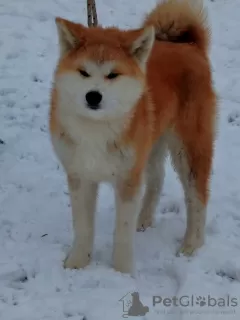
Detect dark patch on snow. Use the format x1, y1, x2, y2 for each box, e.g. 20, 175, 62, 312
228, 111, 240, 126
216, 267, 240, 282
64, 312, 87, 319
31, 73, 43, 83
34, 102, 41, 109
0, 88, 17, 96
161, 203, 180, 214
41, 233, 48, 238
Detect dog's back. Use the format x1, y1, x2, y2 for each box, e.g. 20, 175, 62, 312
143, 0, 216, 141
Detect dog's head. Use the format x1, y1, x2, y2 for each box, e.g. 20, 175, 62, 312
54, 18, 154, 121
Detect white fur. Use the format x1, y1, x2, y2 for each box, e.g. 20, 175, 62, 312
56, 60, 144, 121
113, 182, 144, 274
64, 178, 97, 269
52, 58, 147, 273
52, 114, 142, 273
53, 114, 134, 182
52, 112, 140, 273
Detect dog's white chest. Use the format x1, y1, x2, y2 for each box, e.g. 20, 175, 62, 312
73, 138, 132, 181
57, 117, 135, 182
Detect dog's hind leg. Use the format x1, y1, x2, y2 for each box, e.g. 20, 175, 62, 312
168, 127, 214, 256
137, 135, 167, 231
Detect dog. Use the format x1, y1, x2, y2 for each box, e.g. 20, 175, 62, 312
49, 0, 217, 274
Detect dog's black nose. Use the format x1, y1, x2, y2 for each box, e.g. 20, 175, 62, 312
85, 91, 102, 110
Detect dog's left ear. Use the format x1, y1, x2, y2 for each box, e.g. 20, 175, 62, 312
130, 26, 155, 68
55, 17, 85, 56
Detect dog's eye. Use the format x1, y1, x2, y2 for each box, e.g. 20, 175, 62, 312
106, 72, 120, 80
79, 70, 90, 78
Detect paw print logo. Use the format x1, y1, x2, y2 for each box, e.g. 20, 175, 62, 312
196, 296, 206, 307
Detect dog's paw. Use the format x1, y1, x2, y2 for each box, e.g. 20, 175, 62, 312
113, 258, 133, 274
177, 237, 204, 257
63, 250, 90, 270
177, 244, 196, 257
137, 216, 153, 232
113, 246, 133, 274
113, 263, 133, 274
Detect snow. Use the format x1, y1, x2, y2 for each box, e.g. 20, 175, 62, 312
0, 0, 240, 319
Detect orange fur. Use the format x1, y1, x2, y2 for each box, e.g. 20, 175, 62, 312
49, 0, 217, 270
143, 0, 210, 53
51, 1, 216, 203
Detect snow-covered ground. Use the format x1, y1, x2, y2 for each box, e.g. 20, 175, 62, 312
0, 0, 240, 319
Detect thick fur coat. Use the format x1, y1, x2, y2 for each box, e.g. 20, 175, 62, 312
50, 0, 217, 274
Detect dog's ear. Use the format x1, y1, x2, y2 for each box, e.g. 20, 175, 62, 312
130, 26, 155, 68
55, 17, 85, 56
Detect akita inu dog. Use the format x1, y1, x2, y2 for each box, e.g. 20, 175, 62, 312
50, 0, 217, 274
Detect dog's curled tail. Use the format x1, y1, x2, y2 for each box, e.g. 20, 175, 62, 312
143, 0, 210, 53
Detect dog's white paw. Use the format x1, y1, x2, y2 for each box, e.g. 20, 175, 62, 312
177, 236, 204, 257
113, 247, 133, 274
64, 249, 91, 270
137, 215, 153, 232
113, 259, 133, 274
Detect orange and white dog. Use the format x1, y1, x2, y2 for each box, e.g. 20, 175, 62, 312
50, 0, 217, 274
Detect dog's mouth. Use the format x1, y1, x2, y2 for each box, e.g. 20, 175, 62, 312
86, 103, 102, 110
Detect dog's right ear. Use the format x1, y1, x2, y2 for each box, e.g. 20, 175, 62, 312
55, 17, 85, 56
129, 26, 154, 70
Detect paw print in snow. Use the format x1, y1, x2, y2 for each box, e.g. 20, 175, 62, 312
228, 111, 240, 126
196, 296, 206, 307
64, 311, 86, 319
0, 88, 17, 97
31, 73, 43, 83
162, 202, 180, 214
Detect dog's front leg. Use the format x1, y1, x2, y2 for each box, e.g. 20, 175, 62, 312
113, 179, 143, 274
64, 174, 98, 269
